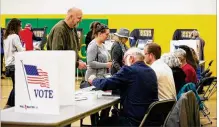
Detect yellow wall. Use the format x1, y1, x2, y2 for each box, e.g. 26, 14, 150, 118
1, 14, 216, 76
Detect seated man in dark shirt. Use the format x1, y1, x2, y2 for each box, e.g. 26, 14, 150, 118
88, 47, 158, 126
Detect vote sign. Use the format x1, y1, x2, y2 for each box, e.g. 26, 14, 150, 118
15, 51, 76, 114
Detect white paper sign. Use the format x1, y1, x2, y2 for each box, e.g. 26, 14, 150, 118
15, 51, 76, 115
170, 40, 200, 59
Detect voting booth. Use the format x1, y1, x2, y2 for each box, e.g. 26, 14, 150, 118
172, 29, 197, 40
15, 51, 76, 115
32, 27, 47, 50
129, 29, 154, 48
170, 40, 201, 59
136, 39, 153, 50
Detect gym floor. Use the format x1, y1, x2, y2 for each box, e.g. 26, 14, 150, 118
0, 77, 217, 127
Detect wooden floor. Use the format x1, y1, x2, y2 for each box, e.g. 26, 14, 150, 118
0, 77, 217, 127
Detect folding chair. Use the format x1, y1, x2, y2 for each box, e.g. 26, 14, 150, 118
197, 77, 216, 100
196, 77, 216, 125
202, 77, 217, 101
139, 99, 176, 127
201, 68, 210, 78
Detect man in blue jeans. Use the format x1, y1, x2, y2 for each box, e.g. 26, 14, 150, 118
88, 48, 158, 126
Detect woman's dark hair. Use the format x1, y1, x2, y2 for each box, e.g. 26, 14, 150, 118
4, 18, 21, 39
92, 23, 108, 39
178, 45, 198, 70
91, 21, 101, 39
190, 48, 199, 65
90, 21, 100, 30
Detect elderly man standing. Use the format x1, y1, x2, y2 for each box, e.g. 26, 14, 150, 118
88, 48, 158, 126
144, 43, 176, 100
47, 7, 86, 69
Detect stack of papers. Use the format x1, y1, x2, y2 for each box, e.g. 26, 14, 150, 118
74, 88, 113, 101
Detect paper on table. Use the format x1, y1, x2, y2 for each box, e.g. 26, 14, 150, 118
75, 96, 87, 101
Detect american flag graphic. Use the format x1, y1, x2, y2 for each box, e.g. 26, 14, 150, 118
24, 65, 49, 88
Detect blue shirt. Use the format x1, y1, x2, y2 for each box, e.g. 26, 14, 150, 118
93, 61, 158, 125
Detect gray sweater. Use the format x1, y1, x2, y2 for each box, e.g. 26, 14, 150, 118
85, 40, 111, 81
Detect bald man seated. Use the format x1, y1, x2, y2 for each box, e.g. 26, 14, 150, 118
88, 48, 158, 126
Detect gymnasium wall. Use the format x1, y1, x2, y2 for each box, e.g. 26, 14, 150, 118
0, 0, 217, 75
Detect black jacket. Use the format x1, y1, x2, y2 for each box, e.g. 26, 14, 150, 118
110, 42, 127, 75
172, 67, 186, 94
85, 31, 92, 51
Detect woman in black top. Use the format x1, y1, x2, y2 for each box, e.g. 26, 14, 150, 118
111, 28, 130, 75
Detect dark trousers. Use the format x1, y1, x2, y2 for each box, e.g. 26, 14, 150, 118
6, 70, 15, 106
90, 107, 111, 125
1, 54, 4, 75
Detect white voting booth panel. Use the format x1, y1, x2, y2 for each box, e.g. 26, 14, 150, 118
136, 39, 153, 50
15, 51, 76, 115
170, 40, 200, 59
104, 40, 115, 52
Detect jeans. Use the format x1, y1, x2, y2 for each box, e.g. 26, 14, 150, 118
6, 70, 15, 106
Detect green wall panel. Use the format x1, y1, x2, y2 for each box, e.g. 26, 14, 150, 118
6, 18, 108, 37
78, 19, 108, 36
6, 18, 38, 28
37, 19, 62, 34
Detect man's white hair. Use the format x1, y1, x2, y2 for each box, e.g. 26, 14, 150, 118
124, 48, 145, 61
161, 53, 181, 68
